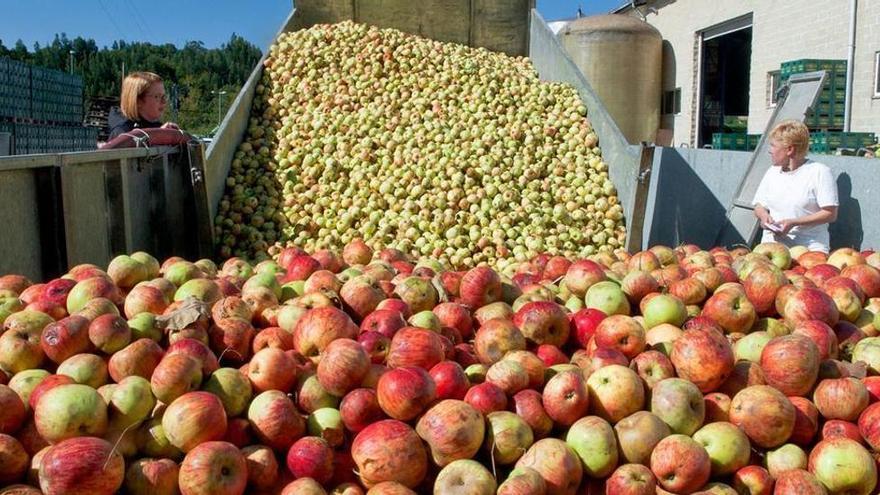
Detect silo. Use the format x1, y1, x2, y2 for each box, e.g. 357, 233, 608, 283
561, 15, 662, 144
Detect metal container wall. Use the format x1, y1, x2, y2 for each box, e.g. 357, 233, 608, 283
560, 15, 662, 145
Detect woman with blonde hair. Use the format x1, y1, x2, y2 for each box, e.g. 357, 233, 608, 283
108, 71, 179, 139
752, 119, 838, 252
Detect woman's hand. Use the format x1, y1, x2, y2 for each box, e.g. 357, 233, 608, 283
161, 122, 180, 130
777, 219, 797, 234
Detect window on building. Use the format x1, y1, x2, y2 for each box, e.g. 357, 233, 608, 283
874, 51, 880, 98
768, 70, 781, 107
662, 88, 681, 115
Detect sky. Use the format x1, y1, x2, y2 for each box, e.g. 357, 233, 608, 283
0, 0, 625, 51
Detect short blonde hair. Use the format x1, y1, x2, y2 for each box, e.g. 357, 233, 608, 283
769, 120, 810, 156
120, 72, 163, 120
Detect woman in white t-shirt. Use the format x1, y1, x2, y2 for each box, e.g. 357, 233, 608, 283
752, 120, 839, 252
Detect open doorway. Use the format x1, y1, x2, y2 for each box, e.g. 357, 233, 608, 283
698, 16, 753, 147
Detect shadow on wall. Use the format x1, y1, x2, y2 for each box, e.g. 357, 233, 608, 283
829, 172, 863, 250
646, 148, 742, 248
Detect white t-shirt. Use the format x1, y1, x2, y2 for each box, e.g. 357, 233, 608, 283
752, 160, 838, 252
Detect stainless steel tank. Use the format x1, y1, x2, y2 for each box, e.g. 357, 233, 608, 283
561, 15, 662, 144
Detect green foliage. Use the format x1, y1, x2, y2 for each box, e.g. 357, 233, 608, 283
0, 33, 261, 136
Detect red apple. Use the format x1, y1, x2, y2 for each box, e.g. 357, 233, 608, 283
813, 377, 869, 421
594, 315, 646, 359
701, 288, 757, 334
377, 366, 436, 421
432, 302, 474, 340
760, 334, 820, 397
515, 438, 583, 495
459, 266, 502, 309
358, 330, 391, 364
542, 370, 590, 427
822, 419, 863, 443
0, 433, 28, 485
38, 438, 123, 493
429, 360, 469, 401
178, 441, 247, 495
360, 309, 406, 339
649, 434, 711, 494
512, 389, 553, 440
473, 318, 526, 365
40, 314, 91, 364
286, 436, 334, 484
464, 381, 507, 415
784, 287, 840, 327
671, 326, 735, 393
162, 391, 227, 452
587, 364, 645, 424
416, 399, 485, 466
247, 390, 305, 452
788, 396, 819, 446
606, 463, 657, 495
773, 469, 827, 495
293, 306, 359, 360
340, 388, 385, 433
732, 465, 774, 495
729, 385, 795, 448
859, 401, 880, 450
386, 327, 445, 370
124, 458, 180, 495
570, 308, 607, 349
351, 419, 427, 489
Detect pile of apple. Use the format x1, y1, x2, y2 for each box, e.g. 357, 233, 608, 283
1, 240, 880, 495
214, 21, 626, 267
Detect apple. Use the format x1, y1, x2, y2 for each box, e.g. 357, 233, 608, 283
162, 391, 228, 452
513, 301, 570, 347
718, 360, 766, 397
693, 421, 751, 476
286, 436, 334, 484
649, 434, 711, 494
585, 281, 630, 316
178, 441, 247, 495
732, 465, 774, 495
239, 445, 278, 491
594, 315, 646, 359
34, 383, 107, 443
247, 390, 305, 452
808, 437, 877, 494
650, 377, 705, 435
701, 288, 757, 334
792, 320, 839, 360
641, 294, 687, 330
703, 392, 731, 423
497, 466, 548, 495
773, 469, 827, 495
564, 415, 618, 478
40, 314, 91, 364
415, 399, 484, 467
671, 326, 734, 393
434, 459, 497, 495
784, 287, 840, 327
515, 438, 583, 495
587, 364, 644, 424
813, 377, 869, 421
0, 433, 28, 485
38, 436, 124, 495
486, 359, 530, 396
66, 276, 122, 314
124, 458, 180, 495
473, 318, 526, 365
859, 402, 880, 450
765, 443, 807, 478
351, 419, 427, 489
563, 260, 607, 298
787, 396, 819, 447
108, 375, 155, 429
733, 331, 772, 363
852, 337, 880, 374
744, 264, 788, 316
306, 407, 344, 447
729, 385, 795, 449
150, 353, 203, 405
377, 366, 436, 421
541, 369, 589, 427
386, 327, 445, 370
629, 350, 675, 390
606, 463, 657, 495
760, 334, 820, 396
293, 306, 359, 360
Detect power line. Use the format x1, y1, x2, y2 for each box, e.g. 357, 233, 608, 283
123, 0, 154, 41
96, 0, 127, 43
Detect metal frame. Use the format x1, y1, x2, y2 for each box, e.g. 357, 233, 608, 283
0, 144, 213, 280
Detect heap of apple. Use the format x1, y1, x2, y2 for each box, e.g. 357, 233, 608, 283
0, 240, 880, 494
213, 20, 626, 268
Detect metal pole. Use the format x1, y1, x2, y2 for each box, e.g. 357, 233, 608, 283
844, 0, 857, 132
